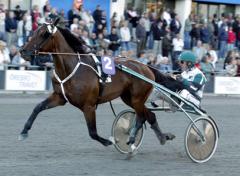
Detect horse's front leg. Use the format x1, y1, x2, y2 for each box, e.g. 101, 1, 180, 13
82, 105, 112, 146
18, 92, 66, 140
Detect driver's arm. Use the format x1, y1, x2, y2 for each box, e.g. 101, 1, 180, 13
176, 73, 206, 94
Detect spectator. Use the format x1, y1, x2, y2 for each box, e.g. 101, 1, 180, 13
141, 12, 151, 48
218, 22, 228, 60
162, 31, 172, 58
81, 30, 91, 46
43, 0, 51, 15
14, 5, 24, 21
96, 33, 109, 51
156, 55, 172, 73
199, 53, 215, 80
68, 0, 81, 26
236, 57, 240, 76
136, 18, 146, 56
126, 7, 139, 41
172, 33, 184, 71
227, 26, 236, 51
184, 14, 193, 49
225, 57, 238, 76
80, 9, 94, 33
211, 14, 219, 50
70, 18, 79, 32
151, 20, 165, 56
207, 44, 218, 69
92, 5, 102, 25
200, 23, 210, 49
192, 40, 207, 63
48, 8, 59, 20
17, 12, 32, 47
31, 5, 42, 31
0, 3, 6, 33
108, 27, 120, 56
89, 32, 98, 50
5, 11, 17, 46
137, 51, 149, 65
0, 40, 10, 65
119, 20, 131, 51
10, 45, 30, 70
170, 14, 181, 37
190, 23, 200, 48
223, 50, 236, 69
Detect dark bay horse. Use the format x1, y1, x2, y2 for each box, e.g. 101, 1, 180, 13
19, 19, 182, 148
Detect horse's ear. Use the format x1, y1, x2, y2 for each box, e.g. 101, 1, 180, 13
53, 17, 60, 26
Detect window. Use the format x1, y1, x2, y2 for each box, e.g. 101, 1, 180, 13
0, 0, 9, 9
10, 0, 30, 10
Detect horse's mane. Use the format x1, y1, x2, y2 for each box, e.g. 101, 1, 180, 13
57, 27, 88, 53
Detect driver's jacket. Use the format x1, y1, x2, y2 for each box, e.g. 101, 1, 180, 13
177, 67, 207, 101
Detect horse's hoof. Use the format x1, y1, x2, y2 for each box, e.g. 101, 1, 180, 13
126, 144, 138, 160
160, 133, 175, 145
103, 140, 113, 146
18, 133, 28, 141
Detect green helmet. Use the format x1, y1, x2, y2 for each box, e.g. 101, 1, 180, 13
179, 51, 197, 63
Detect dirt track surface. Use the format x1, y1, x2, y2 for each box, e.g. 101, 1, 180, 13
0, 94, 239, 176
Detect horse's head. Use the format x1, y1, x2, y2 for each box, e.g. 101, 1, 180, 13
20, 18, 60, 60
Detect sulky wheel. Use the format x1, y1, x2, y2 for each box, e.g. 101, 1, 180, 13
185, 116, 219, 163
111, 109, 144, 154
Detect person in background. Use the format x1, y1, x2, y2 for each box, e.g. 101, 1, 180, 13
43, 0, 51, 15
155, 55, 172, 73
200, 22, 210, 50
236, 57, 240, 76
0, 3, 6, 34
108, 27, 120, 56
192, 40, 207, 63
136, 18, 146, 56
207, 44, 218, 69
190, 23, 200, 48
162, 31, 172, 58
172, 33, 184, 71
10, 45, 30, 70
137, 51, 149, 65
5, 11, 18, 46
199, 53, 215, 80
225, 57, 238, 76
218, 21, 228, 60
184, 14, 193, 49
227, 26, 236, 51
31, 5, 42, 31
0, 40, 10, 65
14, 5, 24, 21
151, 20, 165, 56
17, 12, 32, 47
120, 20, 131, 51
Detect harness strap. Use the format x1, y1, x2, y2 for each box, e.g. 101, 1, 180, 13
53, 53, 101, 103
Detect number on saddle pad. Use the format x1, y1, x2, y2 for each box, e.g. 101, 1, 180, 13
101, 56, 116, 75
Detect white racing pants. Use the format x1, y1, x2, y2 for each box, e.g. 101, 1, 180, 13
179, 89, 200, 107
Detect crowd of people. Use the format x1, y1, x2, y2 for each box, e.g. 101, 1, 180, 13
0, 1, 239, 78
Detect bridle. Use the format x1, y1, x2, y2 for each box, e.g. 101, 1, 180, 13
20, 23, 57, 56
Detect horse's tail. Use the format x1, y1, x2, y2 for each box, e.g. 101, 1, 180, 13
147, 65, 183, 92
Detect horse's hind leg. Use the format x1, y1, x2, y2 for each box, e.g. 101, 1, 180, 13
19, 92, 66, 140
82, 105, 112, 146
147, 110, 175, 145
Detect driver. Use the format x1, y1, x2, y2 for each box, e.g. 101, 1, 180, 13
151, 51, 207, 109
